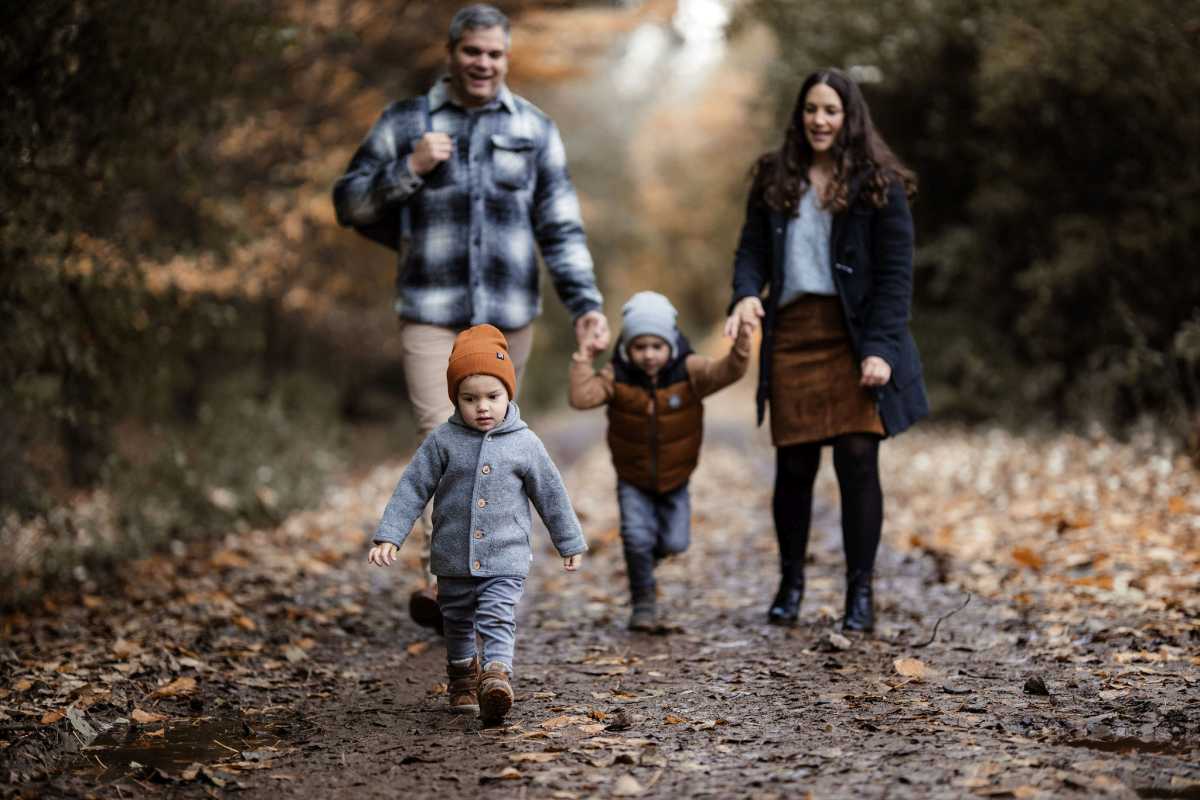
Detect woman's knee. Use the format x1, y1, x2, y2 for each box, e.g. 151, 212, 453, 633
776, 443, 821, 482
832, 434, 879, 476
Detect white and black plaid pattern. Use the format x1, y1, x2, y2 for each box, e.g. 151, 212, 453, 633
333, 79, 602, 329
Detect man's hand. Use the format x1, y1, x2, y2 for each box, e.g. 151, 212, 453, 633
724, 296, 764, 339
563, 553, 583, 572
859, 356, 892, 388
368, 542, 399, 567
575, 311, 610, 352
408, 133, 453, 176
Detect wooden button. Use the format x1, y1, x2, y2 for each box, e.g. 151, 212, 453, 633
477, 498, 486, 508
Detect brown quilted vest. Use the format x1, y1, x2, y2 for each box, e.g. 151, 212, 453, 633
606, 341, 702, 494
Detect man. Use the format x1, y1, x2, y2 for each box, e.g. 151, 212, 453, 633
333, 4, 609, 631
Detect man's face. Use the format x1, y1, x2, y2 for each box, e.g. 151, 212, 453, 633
447, 26, 508, 108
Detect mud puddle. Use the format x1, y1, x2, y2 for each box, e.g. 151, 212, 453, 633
77, 716, 307, 782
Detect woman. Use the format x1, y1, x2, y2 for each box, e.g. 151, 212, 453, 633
724, 68, 928, 631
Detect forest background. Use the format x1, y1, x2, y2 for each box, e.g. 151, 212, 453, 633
2, 0, 1198, 604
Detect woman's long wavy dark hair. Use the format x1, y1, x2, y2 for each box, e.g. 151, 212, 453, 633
754, 68, 917, 215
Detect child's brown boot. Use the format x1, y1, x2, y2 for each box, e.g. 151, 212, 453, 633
446, 657, 480, 714
477, 662, 513, 724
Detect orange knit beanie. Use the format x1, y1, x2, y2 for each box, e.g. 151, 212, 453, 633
446, 324, 517, 403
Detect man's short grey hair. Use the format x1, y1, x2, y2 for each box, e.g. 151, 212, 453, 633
448, 4, 511, 49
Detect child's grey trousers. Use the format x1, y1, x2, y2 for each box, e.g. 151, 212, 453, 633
437, 575, 527, 672
617, 479, 691, 600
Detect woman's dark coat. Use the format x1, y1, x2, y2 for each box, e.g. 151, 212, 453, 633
730, 173, 929, 437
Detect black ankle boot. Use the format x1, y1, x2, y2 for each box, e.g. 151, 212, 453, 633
842, 569, 875, 632
767, 562, 804, 625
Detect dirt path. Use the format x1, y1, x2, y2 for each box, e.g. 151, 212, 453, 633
3, 404, 1198, 799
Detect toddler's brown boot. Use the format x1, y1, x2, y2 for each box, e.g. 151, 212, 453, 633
477, 662, 513, 724
446, 657, 479, 714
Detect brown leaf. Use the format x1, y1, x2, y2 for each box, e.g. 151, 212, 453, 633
577, 723, 607, 735
210, 549, 250, 569
406, 641, 430, 656
664, 713, 688, 725
540, 714, 591, 730
233, 615, 258, 632
480, 766, 523, 783
1011, 546, 1044, 571
131, 708, 168, 724
13, 679, 32, 693
111, 638, 140, 658
149, 677, 198, 698
893, 658, 928, 680
509, 752, 559, 764
41, 709, 65, 725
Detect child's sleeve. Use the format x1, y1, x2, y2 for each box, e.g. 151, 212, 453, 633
568, 354, 615, 410
687, 329, 753, 398
522, 434, 588, 558
372, 434, 446, 548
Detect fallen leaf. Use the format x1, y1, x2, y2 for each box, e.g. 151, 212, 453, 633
112, 639, 140, 658
480, 766, 523, 783
131, 708, 168, 724
282, 645, 307, 663
823, 632, 852, 651
509, 752, 559, 764
893, 658, 928, 680
577, 723, 607, 735
406, 641, 430, 656
143, 728, 165, 738
41, 709, 65, 725
540, 714, 591, 730
1011, 547, 1044, 571
234, 615, 258, 632
149, 677, 197, 698
613, 774, 643, 796
13, 679, 33, 693
1023, 676, 1051, 696
664, 714, 688, 725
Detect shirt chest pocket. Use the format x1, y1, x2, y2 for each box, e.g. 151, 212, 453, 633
490, 134, 534, 190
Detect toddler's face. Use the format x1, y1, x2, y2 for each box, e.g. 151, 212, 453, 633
627, 334, 671, 378
456, 374, 509, 432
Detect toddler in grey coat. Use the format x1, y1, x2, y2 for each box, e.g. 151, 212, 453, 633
368, 324, 587, 724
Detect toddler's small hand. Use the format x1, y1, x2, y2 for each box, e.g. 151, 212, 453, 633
368, 542, 398, 567
563, 553, 582, 572
736, 320, 755, 345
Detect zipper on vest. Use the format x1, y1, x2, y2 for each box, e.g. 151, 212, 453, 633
648, 376, 658, 487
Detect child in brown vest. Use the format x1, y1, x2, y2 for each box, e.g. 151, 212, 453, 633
569, 291, 753, 630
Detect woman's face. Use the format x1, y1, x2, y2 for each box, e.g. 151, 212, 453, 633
802, 83, 844, 155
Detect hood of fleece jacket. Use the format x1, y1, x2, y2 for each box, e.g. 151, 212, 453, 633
447, 400, 528, 436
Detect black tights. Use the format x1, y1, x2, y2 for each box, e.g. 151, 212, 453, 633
772, 433, 883, 574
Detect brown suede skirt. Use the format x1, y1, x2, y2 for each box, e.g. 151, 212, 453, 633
769, 295, 885, 447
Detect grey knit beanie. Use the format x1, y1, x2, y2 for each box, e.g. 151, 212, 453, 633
619, 291, 679, 361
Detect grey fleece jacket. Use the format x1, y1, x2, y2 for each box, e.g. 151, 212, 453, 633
372, 402, 587, 578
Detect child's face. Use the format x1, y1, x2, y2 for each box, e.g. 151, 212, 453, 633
456, 374, 509, 432
627, 334, 671, 378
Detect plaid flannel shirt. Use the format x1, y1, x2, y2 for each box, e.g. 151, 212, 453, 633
332, 78, 602, 330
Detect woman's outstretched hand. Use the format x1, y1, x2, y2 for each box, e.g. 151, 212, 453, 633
724, 296, 764, 339
860, 356, 892, 387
